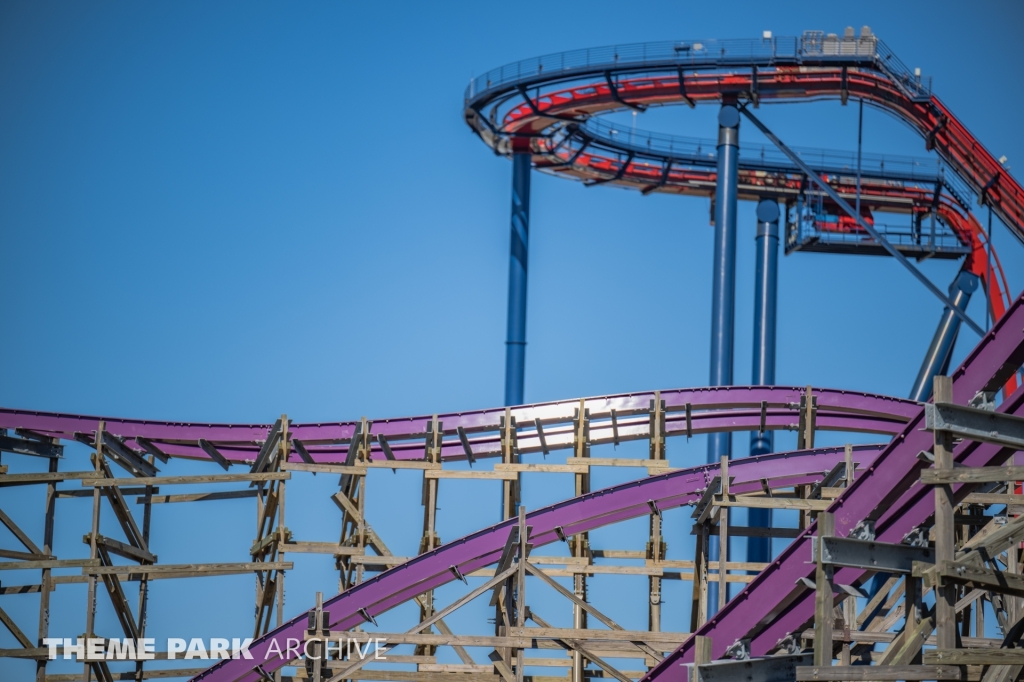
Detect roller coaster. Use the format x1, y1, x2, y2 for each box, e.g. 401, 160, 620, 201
2, 29, 1024, 682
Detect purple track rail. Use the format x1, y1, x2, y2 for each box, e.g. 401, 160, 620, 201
0, 386, 916, 465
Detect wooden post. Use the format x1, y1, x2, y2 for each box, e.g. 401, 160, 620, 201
135, 453, 155, 682
310, 592, 324, 682
691, 520, 709, 630
335, 470, 362, 591
692, 635, 713, 682
82, 422, 104, 682
813, 511, 835, 667
797, 386, 816, 450
515, 507, 527, 682
976, 592, 985, 639
276, 417, 288, 632
798, 484, 809, 531
502, 409, 518, 521
839, 445, 855, 666
356, 416, 368, 585
1008, 545, 1020, 626
933, 376, 957, 651
252, 415, 288, 641
649, 393, 665, 633
718, 455, 729, 610
417, 415, 442, 657
904, 574, 922, 664
35, 454, 58, 682
572, 399, 589, 682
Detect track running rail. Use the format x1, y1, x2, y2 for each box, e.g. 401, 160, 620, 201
0, 387, 918, 466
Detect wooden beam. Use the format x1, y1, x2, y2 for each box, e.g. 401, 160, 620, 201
715, 495, 833, 512
796, 665, 962, 680
0, 603, 33, 648
0, 548, 50, 561
0, 506, 43, 555
963, 493, 1024, 505
59, 487, 152, 499
81, 472, 290, 486
314, 629, 689, 646
926, 649, 1024, 665
84, 561, 292, 575
922, 467, 1024, 484
0, 584, 42, 595
813, 512, 834, 667
136, 489, 258, 504
0, 558, 100, 571
922, 560, 1024, 599
283, 460, 440, 474
565, 457, 671, 470
0, 472, 98, 487
281, 541, 360, 555
82, 534, 156, 564
424, 470, 518, 481
494, 463, 588, 474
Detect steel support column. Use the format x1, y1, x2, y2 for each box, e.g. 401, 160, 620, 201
707, 104, 740, 611
748, 199, 779, 564
504, 151, 531, 407
909, 269, 979, 402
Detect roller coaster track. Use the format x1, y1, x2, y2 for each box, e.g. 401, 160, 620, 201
464, 34, 1024, 247
535, 123, 1013, 325
0, 387, 915, 473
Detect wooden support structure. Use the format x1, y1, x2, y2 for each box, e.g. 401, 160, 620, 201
648, 393, 666, 634
813, 512, 834, 667
6, 379, 1024, 682
571, 399, 590, 682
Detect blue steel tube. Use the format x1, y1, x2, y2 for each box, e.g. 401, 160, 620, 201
707, 104, 740, 612
748, 199, 780, 564
908, 268, 980, 402
504, 151, 532, 407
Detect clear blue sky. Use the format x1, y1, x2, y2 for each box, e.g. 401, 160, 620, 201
1, 0, 1021, 677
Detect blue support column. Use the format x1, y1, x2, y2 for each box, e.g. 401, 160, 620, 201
748, 199, 780, 564
908, 268, 979, 402
504, 151, 531, 407
707, 104, 740, 612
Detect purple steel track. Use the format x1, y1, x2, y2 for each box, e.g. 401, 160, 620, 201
0, 386, 917, 465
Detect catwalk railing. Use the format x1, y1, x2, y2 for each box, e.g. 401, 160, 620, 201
465, 32, 1024, 247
